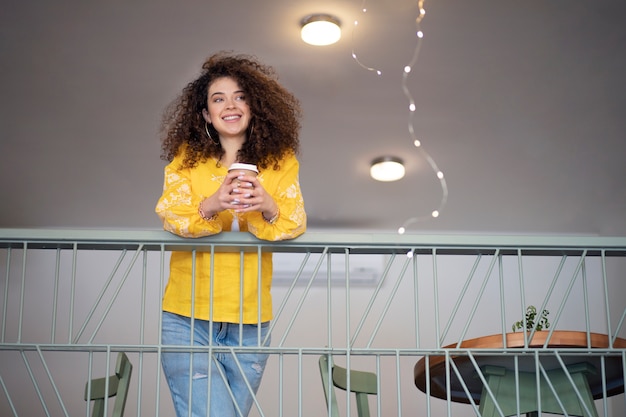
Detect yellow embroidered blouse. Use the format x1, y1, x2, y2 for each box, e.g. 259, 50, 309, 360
155, 152, 306, 323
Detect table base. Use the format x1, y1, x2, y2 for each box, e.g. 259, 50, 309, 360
478, 362, 598, 417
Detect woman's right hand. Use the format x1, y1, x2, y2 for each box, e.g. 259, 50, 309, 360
200, 170, 255, 217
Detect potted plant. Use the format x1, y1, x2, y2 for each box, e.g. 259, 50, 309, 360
511, 305, 550, 332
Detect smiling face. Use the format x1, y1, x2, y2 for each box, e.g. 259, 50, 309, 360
202, 76, 251, 141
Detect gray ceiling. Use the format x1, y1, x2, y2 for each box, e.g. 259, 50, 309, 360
1, 0, 625, 236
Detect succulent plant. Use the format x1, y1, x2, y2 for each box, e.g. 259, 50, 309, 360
512, 305, 550, 332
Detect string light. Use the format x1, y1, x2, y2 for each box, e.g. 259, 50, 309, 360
351, 4, 382, 75
398, 1, 448, 234
352, 0, 448, 234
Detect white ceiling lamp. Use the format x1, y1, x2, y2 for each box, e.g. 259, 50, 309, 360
370, 156, 405, 182
300, 14, 341, 46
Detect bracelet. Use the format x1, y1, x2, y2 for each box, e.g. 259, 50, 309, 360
198, 201, 218, 222
263, 208, 280, 224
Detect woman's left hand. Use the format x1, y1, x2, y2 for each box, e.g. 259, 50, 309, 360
231, 173, 278, 220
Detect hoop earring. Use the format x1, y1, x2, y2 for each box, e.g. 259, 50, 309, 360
205, 122, 219, 143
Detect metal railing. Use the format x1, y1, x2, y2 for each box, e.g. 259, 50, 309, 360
1, 229, 625, 417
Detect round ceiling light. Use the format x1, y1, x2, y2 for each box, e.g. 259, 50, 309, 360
370, 156, 405, 182
300, 14, 341, 46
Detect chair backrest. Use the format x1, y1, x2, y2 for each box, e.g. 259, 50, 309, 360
318, 355, 379, 417
84, 352, 133, 417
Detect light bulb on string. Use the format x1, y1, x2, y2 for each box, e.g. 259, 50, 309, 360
418, 5, 426, 23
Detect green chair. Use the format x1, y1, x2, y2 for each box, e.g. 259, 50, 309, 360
319, 355, 379, 417
84, 352, 133, 417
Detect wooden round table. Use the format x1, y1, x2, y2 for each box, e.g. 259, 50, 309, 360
414, 331, 626, 411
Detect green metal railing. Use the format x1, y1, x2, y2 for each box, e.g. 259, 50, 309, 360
1, 229, 625, 417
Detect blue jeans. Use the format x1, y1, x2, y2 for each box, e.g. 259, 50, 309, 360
161, 312, 271, 417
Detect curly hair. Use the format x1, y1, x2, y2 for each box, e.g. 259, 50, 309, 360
160, 51, 302, 170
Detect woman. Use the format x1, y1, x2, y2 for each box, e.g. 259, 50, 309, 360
155, 51, 306, 417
